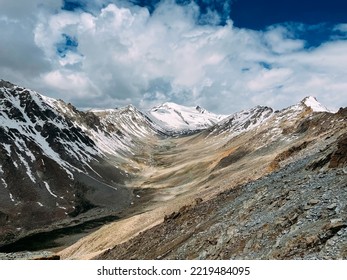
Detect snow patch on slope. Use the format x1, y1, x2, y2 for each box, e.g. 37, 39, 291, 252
9, 193, 15, 202
44, 181, 58, 198
1, 178, 7, 188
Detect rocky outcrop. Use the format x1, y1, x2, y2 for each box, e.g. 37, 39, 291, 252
329, 134, 347, 168
268, 141, 312, 171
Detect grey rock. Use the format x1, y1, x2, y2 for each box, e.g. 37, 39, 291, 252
327, 203, 337, 210
308, 199, 320, 205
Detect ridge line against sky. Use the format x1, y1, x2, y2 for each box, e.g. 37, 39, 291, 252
0, 0, 346, 114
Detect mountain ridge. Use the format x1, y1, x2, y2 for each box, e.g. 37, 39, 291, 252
0, 79, 345, 260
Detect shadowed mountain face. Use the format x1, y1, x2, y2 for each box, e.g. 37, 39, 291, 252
0, 80, 161, 247
0, 79, 346, 259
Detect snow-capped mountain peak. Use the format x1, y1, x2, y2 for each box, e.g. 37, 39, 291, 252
301, 96, 331, 112
147, 102, 228, 133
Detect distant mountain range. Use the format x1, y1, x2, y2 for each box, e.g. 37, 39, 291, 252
0, 79, 346, 260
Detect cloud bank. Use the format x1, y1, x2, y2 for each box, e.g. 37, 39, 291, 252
0, 0, 346, 113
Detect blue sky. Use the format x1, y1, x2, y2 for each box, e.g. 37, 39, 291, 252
0, 0, 346, 113
231, 0, 346, 28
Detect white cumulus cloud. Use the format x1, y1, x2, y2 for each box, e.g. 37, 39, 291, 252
0, 0, 346, 114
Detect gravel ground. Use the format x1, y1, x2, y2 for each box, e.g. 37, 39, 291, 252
95, 154, 347, 260
0, 250, 57, 260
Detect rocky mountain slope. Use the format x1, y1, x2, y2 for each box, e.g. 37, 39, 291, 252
61, 97, 347, 260
0, 80, 162, 248
0, 79, 346, 260
95, 122, 347, 259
